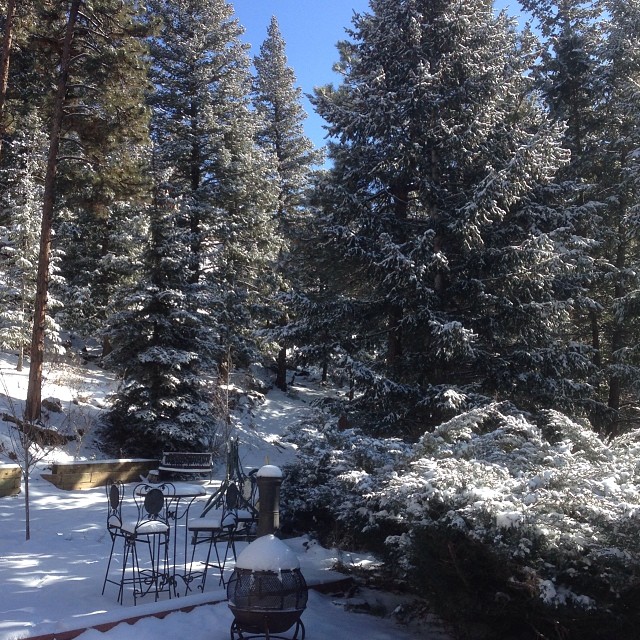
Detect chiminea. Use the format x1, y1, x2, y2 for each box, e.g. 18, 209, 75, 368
227, 464, 307, 640
227, 535, 308, 640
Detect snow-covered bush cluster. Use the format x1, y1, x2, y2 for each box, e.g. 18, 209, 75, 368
382, 404, 640, 602
283, 403, 640, 633
282, 415, 413, 545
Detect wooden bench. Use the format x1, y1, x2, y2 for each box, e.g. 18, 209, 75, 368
158, 452, 214, 481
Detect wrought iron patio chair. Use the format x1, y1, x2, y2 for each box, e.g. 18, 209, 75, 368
185, 438, 260, 591
101, 480, 128, 600
187, 480, 255, 591
102, 480, 175, 605
235, 467, 259, 542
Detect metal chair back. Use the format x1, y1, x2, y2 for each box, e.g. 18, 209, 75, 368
106, 480, 125, 534
133, 482, 175, 529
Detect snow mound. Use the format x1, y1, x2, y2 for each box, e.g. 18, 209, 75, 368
236, 534, 300, 571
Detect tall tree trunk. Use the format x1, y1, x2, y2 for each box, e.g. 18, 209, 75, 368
188, 99, 202, 284
25, 0, 81, 422
0, 0, 17, 164
387, 304, 403, 369
386, 183, 409, 371
275, 346, 287, 391
101, 336, 112, 358
275, 313, 289, 391
605, 224, 628, 437
590, 309, 601, 368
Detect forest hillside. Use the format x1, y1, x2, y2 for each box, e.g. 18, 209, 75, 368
1, 0, 640, 638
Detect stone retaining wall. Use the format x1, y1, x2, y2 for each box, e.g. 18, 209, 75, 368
0, 463, 21, 496
41, 458, 159, 490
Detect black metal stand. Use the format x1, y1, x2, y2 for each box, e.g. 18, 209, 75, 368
185, 439, 258, 593
230, 619, 305, 640
200, 438, 257, 519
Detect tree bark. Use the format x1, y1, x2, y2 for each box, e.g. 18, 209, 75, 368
606, 234, 627, 436
0, 0, 17, 164
386, 183, 409, 371
387, 304, 403, 369
275, 346, 287, 391
188, 98, 202, 284
25, 0, 82, 422
597, 216, 628, 438
590, 308, 601, 368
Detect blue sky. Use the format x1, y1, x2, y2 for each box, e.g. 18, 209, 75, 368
231, 0, 370, 150
231, 1, 525, 151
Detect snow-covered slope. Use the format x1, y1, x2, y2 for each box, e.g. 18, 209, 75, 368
0, 353, 449, 640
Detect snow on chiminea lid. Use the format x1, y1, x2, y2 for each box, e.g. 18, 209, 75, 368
235, 534, 300, 572
256, 464, 283, 478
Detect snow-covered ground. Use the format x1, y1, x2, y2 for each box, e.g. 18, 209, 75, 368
0, 354, 450, 640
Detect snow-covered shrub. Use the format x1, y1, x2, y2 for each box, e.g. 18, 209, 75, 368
284, 402, 640, 638
281, 415, 412, 546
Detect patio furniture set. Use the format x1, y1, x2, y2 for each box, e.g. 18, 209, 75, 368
102, 442, 259, 605
100, 448, 310, 640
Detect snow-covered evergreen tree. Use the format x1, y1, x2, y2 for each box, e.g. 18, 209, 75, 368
0, 0, 151, 397
51, 0, 152, 351
282, 398, 640, 637
148, 0, 278, 373
0, 111, 57, 370
0, 4, 71, 371
252, 16, 323, 389
310, 0, 577, 434
253, 16, 323, 219
521, 0, 602, 161
523, 0, 640, 436
589, 0, 640, 435
103, 176, 220, 456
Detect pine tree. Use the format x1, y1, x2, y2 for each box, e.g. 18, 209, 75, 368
25, 0, 82, 422
523, 0, 640, 435
0, 111, 49, 370
0, 0, 18, 163
0, 0, 152, 419
310, 0, 575, 435
53, 0, 152, 350
588, 0, 640, 435
520, 0, 602, 162
0, 4, 66, 373
252, 16, 323, 389
103, 180, 219, 456
253, 16, 322, 218
105, 0, 280, 453
147, 0, 278, 373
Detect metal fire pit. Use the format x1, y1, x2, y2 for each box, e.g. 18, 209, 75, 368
227, 535, 308, 640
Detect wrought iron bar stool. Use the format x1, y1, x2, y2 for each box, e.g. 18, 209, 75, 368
102, 480, 128, 601
102, 480, 175, 604
187, 482, 240, 591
